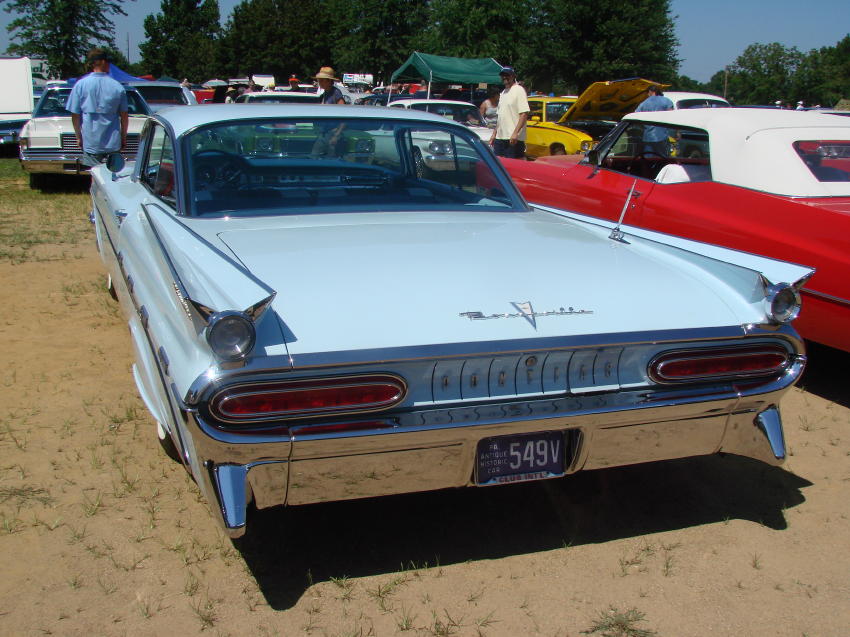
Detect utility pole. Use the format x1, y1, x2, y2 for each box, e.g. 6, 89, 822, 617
127, 33, 130, 64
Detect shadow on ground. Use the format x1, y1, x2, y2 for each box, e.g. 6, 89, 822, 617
798, 341, 850, 407
236, 453, 810, 609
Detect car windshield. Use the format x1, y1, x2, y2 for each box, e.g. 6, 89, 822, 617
134, 85, 188, 105
33, 88, 148, 117
793, 141, 850, 182
548, 102, 574, 121
185, 117, 524, 217
409, 103, 485, 127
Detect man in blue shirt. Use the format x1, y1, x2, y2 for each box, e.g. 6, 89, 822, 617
635, 85, 674, 157
67, 49, 128, 164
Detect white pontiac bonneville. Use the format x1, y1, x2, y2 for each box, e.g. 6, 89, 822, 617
90, 104, 812, 537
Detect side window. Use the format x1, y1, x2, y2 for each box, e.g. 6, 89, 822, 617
528, 101, 542, 120
142, 125, 176, 203
600, 122, 712, 183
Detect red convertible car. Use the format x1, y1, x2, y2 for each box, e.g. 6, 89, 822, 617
504, 109, 850, 352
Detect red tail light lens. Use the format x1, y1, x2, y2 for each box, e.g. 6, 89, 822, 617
210, 375, 406, 421
649, 345, 790, 383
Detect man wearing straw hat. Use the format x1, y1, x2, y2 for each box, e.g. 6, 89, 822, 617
315, 66, 345, 104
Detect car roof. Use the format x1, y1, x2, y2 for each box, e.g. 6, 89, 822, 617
528, 96, 577, 102
663, 91, 728, 103
127, 81, 186, 88
389, 99, 477, 107
154, 103, 466, 137
622, 108, 850, 196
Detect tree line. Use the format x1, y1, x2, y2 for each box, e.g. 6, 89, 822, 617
2, 0, 848, 106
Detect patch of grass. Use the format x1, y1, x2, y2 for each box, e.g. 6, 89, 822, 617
0, 485, 51, 505
1, 420, 29, 451
190, 595, 217, 630
425, 610, 464, 636
582, 607, 657, 637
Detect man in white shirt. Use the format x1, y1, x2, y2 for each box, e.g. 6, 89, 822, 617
490, 67, 529, 159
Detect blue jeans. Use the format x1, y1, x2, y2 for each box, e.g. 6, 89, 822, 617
493, 138, 526, 159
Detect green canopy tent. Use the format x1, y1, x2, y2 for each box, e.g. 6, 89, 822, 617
389, 52, 503, 99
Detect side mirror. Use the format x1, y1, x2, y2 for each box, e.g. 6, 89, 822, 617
587, 148, 601, 165
106, 152, 125, 173
530, 115, 541, 122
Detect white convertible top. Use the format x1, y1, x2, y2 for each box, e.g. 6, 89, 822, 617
154, 104, 455, 138
623, 108, 850, 197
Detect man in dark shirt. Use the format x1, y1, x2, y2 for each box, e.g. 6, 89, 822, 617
315, 66, 345, 104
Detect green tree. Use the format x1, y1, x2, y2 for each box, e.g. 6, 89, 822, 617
509, 0, 679, 95
797, 36, 850, 107
2, 0, 127, 77
329, 0, 428, 85
417, 0, 531, 71
139, 0, 220, 82
216, 0, 332, 83
722, 42, 803, 105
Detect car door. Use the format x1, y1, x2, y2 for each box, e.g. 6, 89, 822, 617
556, 122, 656, 224
524, 100, 547, 156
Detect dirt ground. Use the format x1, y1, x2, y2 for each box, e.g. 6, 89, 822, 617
0, 170, 848, 637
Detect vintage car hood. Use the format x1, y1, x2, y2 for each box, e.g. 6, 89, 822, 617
22, 115, 147, 147
212, 210, 773, 356
559, 78, 668, 125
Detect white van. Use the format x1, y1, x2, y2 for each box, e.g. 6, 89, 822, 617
0, 57, 34, 147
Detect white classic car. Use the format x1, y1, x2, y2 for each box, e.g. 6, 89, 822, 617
19, 85, 151, 188
386, 99, 490, 174
126, 80, 198, 112
663, 91, 730, 110
90, 104, 812, 537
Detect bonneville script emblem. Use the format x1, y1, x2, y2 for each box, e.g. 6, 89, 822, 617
460, 302, 593, 329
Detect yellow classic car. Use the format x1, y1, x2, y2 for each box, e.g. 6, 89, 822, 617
525, 96, 593, 158
524, 79, 670, 159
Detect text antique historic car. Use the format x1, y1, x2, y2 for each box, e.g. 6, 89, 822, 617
90, 104, 813, 536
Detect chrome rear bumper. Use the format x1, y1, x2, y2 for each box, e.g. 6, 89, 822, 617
181, 359, 802, 537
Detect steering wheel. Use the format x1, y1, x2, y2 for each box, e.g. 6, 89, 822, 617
193, 149, 247, 187
627, 151, 670, 176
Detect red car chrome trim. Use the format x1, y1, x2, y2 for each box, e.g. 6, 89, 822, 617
801, 288, 850, 307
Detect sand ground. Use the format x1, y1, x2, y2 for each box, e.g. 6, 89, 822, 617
0, 173, 848, 636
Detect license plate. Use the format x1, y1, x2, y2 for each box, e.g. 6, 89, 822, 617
476, 431, 565, 485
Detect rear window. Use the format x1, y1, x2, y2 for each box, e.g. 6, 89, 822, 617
184, 117, 525, 217
675, 98, 729, 109
135, 85, 188, 105
793, 141, 850, 182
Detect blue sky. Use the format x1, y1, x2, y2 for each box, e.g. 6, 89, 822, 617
1, 0, 848, 83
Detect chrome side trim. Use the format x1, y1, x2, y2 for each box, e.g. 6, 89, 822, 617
802, 287, 850, 307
